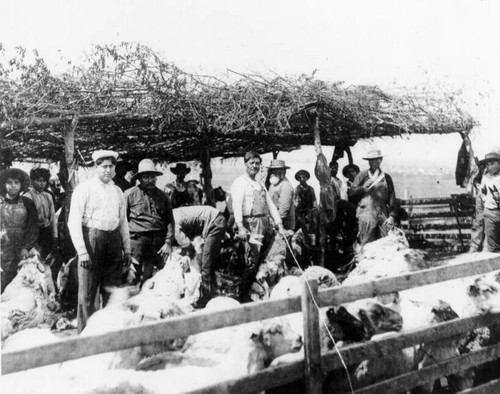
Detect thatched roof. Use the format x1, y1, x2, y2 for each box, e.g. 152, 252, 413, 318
0, 43, 475, 165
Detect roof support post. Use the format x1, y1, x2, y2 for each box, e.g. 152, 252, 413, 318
200, 132, 215, 207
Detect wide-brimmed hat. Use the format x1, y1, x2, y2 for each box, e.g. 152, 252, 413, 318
170, 162, 191, 175
0, 168, 31, 194
480, 149, 500, 165
295, 170, 310, 181
267, 159, 290, 169
362, 149, 383, 160
92, 150, 119, 162
132, 159, 163, 182
342, 164, 360, 178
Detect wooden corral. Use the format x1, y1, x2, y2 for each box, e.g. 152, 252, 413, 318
3, 254, 500, 393
401, 194, 476, 253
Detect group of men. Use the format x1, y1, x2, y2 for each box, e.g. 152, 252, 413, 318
2, 147, 500, 332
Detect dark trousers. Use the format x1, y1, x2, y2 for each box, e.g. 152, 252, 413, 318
199, 214, 226, 302
240, 216, 270, 298
37, 225, 54, 259
130, 231, 166, 284
77, 227, 123, 333
484, 208, 500, 252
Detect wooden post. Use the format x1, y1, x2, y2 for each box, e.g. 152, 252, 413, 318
302, 279, 323, 393
200, 133, 215, 207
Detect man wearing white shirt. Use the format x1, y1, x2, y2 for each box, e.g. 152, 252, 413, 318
68, 150, 131, 332
479, 148, 500, 252
231, 151, 284, 302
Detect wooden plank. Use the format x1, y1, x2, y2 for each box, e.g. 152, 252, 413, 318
317, 255, 500, 307
2, 296, 301, 374
302, 279, 323, 394
322, 313, 500, 372
458, 377, 500, 394
407, 211, 471, 219
354, 342, 500, 394
407, 233, 471, 240
400, 197, 453, 205
184, 362, 305, 394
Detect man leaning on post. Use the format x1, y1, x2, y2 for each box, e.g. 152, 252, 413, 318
68, 149, 132, 332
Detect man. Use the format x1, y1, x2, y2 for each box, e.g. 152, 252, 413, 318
479, 148, 500, 252
0, 168, 38, 292
173, 205, 226, 307
231, 151, 285, 302
348, 149, 397, 248
125, 159, 175, 284
342, 163, 361, 205
24, 167, 58, 259
68, 150, 131, 332
267, 159, 295, 231
165, 162, 191, 208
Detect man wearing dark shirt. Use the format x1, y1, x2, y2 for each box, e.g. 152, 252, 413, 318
173, 205, 226, 308
1, 168, 39, 292
125, 159, 175, 284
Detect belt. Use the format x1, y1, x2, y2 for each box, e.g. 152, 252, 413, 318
243, 214, 267, 218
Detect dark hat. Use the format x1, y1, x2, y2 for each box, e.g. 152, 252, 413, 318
170, 162, 191, 175
30, 167, 51, 181
267, 159, 290, 169
342, 164, 360, 178
295, 170, 310, 181
0, 168, 31, 194
479, 149, 500, 165
131, 159, 163, 182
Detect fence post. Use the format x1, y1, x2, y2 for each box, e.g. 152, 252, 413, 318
302, 278, 323, 394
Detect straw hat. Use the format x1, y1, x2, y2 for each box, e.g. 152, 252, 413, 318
362, 149, 383, 160
170, 163, 191, 175
295, 170, 310, 181
267, 159, 290, 169
91, 150, 119, 162
480, 148, 500, 165
0, 168, 31, 194
131, 159, 163, 182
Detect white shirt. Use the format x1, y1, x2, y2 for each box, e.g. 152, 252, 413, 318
68, 177, 131, 258
480, 173, 500, 210
230, 173, 282, 225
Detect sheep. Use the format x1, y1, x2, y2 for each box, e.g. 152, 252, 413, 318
1, 251, 59, 341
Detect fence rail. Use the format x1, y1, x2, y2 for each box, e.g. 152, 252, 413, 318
3, 254, 500, 394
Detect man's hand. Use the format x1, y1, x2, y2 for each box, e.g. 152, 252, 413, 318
123, 252, 132, 267
80, 258, 92, 270
19, 248, 29, 260
236, 225, 249, 240
159, 242, 172, 259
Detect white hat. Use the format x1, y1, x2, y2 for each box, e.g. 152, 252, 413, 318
362, 149, 383, 160
132, 159, 163, 182
92, 150, 119, 162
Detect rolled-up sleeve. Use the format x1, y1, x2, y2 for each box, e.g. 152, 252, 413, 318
68, 185, 88, 258
118, 191, 131, 254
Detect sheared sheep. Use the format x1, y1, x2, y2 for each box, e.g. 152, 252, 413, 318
1, 251, 59, 341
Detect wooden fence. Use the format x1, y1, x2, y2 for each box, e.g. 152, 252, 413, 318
400, 194, 475, 253
3, 254, 500, 394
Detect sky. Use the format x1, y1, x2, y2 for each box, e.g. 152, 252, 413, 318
2, 0, 499, 173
